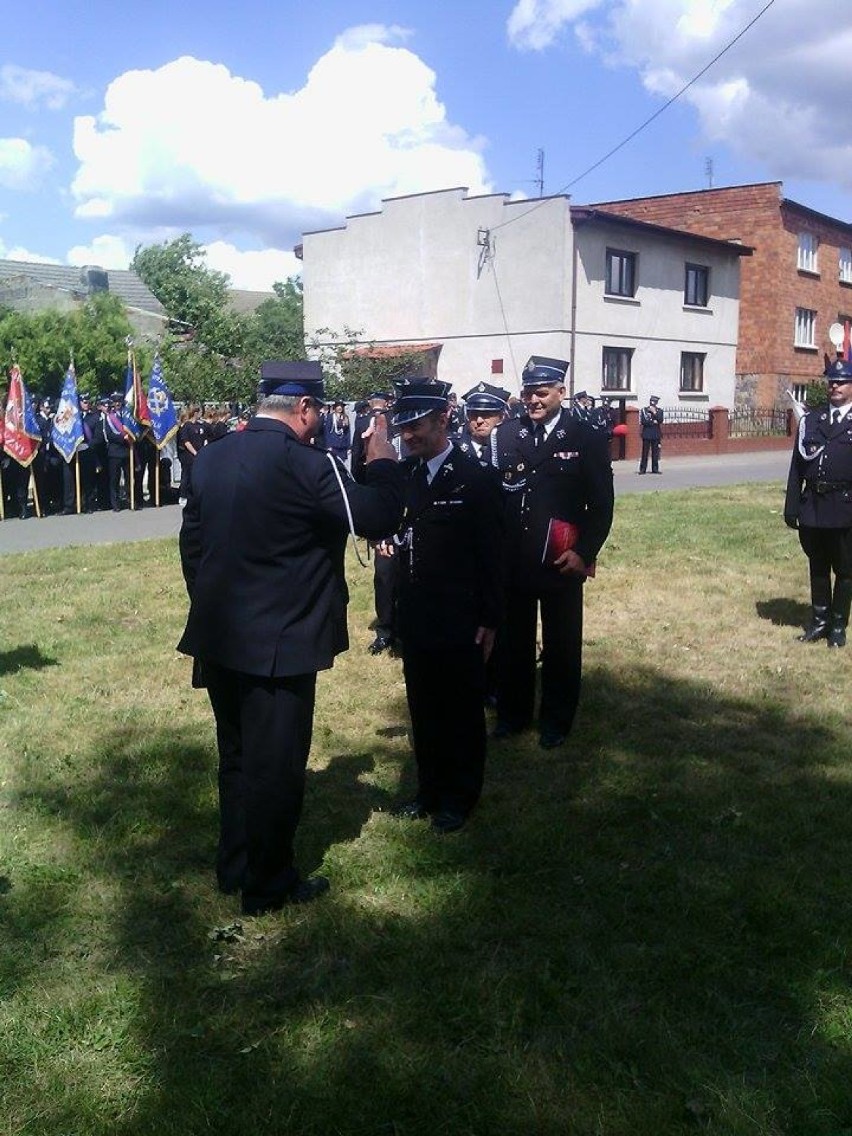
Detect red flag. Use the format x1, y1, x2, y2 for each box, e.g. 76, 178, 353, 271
844, 321, 851, 361
3, 365, 41, 468
133, 354, 152, 430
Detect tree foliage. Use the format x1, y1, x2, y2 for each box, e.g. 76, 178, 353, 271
310, 327, 435, 402
0, 294, 140, 398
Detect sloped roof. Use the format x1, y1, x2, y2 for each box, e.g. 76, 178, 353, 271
227, 288, 276, 315
0, 259, 167, 315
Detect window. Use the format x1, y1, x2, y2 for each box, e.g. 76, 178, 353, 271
840, 248, 852, 284
602, 347, 633, 390
605, 248, 636, 297
680, 352, 705, 392
797, 232, 819, 273
684, 263, 709, 307
794, 307, 816, 348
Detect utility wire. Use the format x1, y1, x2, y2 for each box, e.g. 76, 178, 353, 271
491, 0, 776, 234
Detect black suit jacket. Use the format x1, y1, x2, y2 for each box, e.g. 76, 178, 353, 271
396, 445, 504, 650
178, 416, 403, 676
640, 406, 663, 440
785, 408, 852, 528
494, 408, 614, 591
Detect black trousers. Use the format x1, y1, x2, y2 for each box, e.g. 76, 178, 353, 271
373, 550, 399, 641
497, 584, 584, 735
799, 525, 852, 607
204, 663, 316, 907
402, 642, 486, 816
639, 437, 660, 472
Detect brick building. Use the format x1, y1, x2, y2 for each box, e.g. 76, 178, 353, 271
592, 182, 852, 407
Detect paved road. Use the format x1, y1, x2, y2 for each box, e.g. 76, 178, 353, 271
0, 449, 791, 556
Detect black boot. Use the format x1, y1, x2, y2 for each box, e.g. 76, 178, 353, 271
797, 606, 830, 642
828, 579, 852, 649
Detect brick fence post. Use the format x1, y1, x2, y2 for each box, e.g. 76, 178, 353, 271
709, 406, 729, 454
624, 405, 641, 463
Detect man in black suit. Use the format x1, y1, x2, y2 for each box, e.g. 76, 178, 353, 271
391, 380, 504, 834
493, 356, 614, 749
178, 360, 403, 915
785, 355, 852, 648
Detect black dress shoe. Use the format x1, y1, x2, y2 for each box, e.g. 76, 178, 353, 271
493, 720, 527, 739
368, 636, 395, 656
431, 810, 466, 834
394, 800, 430, 820
241, 875, 330, 915
539, 729, 566, 749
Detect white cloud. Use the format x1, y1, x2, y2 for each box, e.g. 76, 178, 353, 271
66, 233, 133, 270
0, 64, 77, 110
70, 27, 491, 246
203, 242, 301, 291
507, 0, 605, 50
0, 137, 53, 190
507, 0, 852, 195
0, 237, 60, 264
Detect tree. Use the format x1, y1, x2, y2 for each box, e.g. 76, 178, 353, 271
0, 294, 139, 398
242, 277, 305, 370
132, 234, 244, 359
310, 327, 436, 402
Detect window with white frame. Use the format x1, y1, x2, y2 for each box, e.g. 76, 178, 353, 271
602, 346, 633, 390
797, 232, 819, 273
684, 263, 709, 307
794, 307, 816, 348
680, 352, 705, 392
840, 248, 852, 284
605, 248, 636, 297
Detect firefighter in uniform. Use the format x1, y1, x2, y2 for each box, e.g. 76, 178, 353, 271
493, 356, 614, 749
785, 356, 852, 647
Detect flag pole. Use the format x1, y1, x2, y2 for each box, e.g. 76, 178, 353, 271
29, 469, 42, 518
75, 453, 81, 513
155, 450, 160, 507
0, 465, 5, 521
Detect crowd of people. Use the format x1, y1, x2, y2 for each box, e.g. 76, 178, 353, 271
177, 355, 616, 915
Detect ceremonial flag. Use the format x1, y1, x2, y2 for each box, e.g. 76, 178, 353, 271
146, 356, 179, 449
3, 364, 41, 467
120, 352, 145, 441
51, 363, 84, 463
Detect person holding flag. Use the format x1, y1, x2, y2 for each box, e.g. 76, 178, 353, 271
145, 356, 179, 506
118, 343, 152, 509
51, 361, 85, 514
3, 363, 42, 519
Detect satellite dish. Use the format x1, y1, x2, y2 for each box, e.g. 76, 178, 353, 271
829, 322, 845, 349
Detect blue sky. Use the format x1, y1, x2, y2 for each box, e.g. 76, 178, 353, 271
1, 0, 850, 289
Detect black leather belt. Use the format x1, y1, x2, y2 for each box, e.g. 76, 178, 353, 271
807, 479, 852, 494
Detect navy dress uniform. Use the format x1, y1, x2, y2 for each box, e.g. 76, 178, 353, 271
391, 380, 505, 833
178, 360, 403, 913
785, 356, 852, 647
639, 396, 663, 474
457, 381, 511, 469
494, 356, 614, 748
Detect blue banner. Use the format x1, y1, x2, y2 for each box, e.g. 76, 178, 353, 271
51, 365, 84, 463
146, 357, 179, 448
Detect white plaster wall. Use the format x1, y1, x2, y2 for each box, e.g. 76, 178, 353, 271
303, 188, 575, 394
572, 222, 741, 406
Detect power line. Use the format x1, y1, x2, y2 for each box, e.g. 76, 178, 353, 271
490, 0, 776, 234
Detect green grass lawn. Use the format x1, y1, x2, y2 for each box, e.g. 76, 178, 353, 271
1, 483, 851, 1136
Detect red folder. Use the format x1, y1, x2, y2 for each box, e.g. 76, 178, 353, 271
542, 518, 596, 577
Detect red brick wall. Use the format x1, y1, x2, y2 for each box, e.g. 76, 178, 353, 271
597, 184, 852, 399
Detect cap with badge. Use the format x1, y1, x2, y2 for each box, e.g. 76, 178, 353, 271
573, 390, 589, 402
390, 379, 451, 426
462, 381, 511, 415
649, 395, 660, 405
258, 360, 325, 401
825, 357, 852, 382
109, 391, 123, 402
521, 355, 569, 387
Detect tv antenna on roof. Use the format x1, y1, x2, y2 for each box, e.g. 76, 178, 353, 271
704, 156, 714, 189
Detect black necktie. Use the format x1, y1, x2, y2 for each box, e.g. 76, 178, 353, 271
833, 409, 841, 426
533, 424, 545, 447
408, 461, 429, 515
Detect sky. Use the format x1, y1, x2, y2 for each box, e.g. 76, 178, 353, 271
1, 0, 851, 291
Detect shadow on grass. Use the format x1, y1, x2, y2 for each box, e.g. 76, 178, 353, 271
0, 643, 59, 675
755, 597, 810, 629
7, 667, 852, 1135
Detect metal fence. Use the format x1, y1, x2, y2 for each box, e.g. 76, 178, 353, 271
660, 407, 710, 440
729, 406, 790, 438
